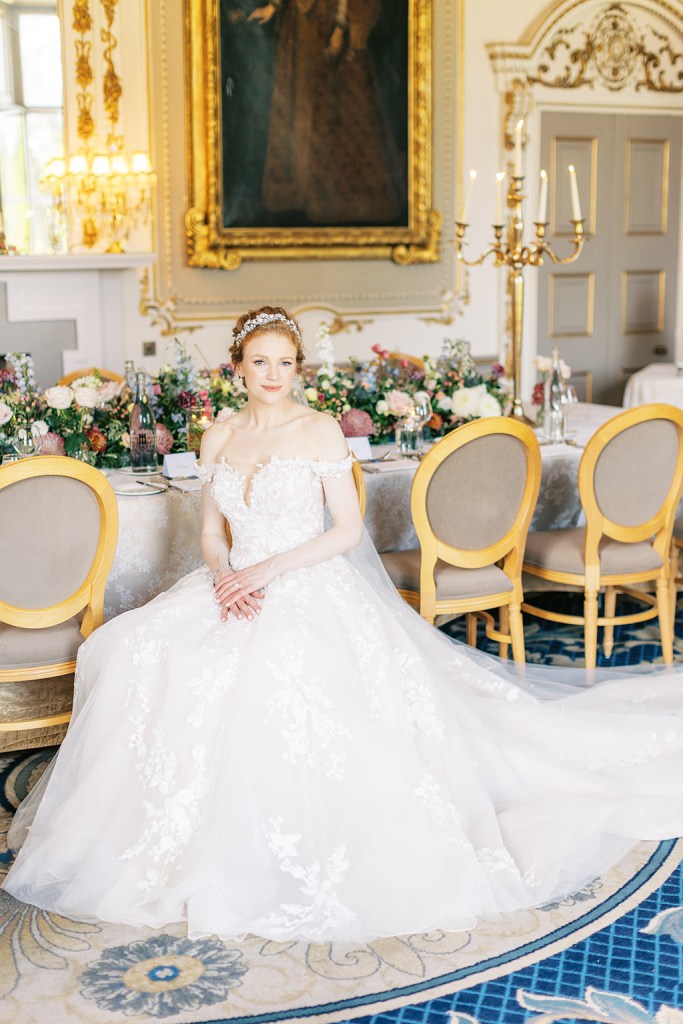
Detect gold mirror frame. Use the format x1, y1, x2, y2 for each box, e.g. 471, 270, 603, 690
184, 0, 439, 270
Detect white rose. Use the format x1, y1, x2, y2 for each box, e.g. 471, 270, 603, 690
320, 379, 331, 392
44, 385, 74, 410
31, 419, 49, 435
451, 384, 485, 419
73, 385, 99, 408
436, 394, 453, 412
0, 401, 12, 425
477, 392, 502, 418
376, 400, 389, 416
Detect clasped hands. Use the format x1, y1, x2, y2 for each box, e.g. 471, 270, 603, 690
213, 558, 278, 623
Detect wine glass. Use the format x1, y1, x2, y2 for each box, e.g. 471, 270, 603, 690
12, 425, 40, 458
561, 383, 579, 436
410, 392, 433, 452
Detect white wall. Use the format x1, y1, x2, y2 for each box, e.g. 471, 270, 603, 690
34, 0, 681, 390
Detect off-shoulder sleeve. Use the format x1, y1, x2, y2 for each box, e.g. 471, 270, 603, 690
195, 462, 215, 485
310, 453, 354, 479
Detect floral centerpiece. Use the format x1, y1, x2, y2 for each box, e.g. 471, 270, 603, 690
303, 333, 508, 440
0, 333, 509, 468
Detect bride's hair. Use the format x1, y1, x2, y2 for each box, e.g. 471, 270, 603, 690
231, 306, 305, 369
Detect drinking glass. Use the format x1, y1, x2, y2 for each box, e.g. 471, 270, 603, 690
561, 383, 579, 434
12, 426, 40, 458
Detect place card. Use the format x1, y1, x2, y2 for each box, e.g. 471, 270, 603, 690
346, 436, 373, 461
162, 452, 198, 478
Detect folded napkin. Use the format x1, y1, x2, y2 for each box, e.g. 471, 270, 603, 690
168, 478, 203, 492
362, 459, 420, 474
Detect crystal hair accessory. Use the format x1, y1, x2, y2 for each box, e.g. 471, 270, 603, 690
234, 313, 301, 345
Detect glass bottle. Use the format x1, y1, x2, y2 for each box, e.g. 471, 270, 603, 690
123, 360, 136, 393
544, 347, 566, 443
129, 370, 157, 471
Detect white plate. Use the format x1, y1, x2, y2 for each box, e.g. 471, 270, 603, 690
113, 465, 161, 476
111, 479, 168, 496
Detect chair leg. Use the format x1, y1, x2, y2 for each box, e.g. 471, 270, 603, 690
670, 546, 680, 633
509, 603, 526, 666
656, 575, 674, 666
498, 605, 509, 660
584, 588, 599, 671
603, 586, 616, 658
466, 613, 477, 648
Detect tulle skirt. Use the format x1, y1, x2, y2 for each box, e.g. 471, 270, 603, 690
4, 552, 683, 941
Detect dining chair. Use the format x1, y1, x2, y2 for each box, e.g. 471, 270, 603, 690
669, 517, 683, 627
380, 418, 541, 664
522, 403, 683, 669
57, 367, 125, 386
0, 456, 119, 736
351, 457, 367, 519
387, 352, 425, 372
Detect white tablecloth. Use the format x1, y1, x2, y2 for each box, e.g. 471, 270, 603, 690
623, 363, 683, 409
103, 404, 621, 620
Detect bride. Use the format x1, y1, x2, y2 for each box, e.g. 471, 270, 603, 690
4, 306, 683, 942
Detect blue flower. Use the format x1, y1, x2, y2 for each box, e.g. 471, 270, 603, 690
79, 934, 247, 1018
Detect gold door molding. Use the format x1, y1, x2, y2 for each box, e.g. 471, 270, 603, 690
185, 0, 438, 271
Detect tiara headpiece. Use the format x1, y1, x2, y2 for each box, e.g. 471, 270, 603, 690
234, 312, 301, 346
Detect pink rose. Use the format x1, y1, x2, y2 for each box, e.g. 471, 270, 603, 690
386, 390, 414, 418
96, 380, 122, 405
215, 407, 236, 423
0, 400, 12, 425
340, 408, 374, 437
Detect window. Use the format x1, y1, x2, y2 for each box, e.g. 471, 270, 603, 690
0, 3, 63, 253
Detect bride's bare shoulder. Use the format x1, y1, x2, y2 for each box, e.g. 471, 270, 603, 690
198, 419, 236, 463
297, 410, 348, 460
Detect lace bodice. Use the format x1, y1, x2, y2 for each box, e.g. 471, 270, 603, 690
196, 454, 353, 568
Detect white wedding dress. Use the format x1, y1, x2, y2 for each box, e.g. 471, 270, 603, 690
4, 454, 683, 941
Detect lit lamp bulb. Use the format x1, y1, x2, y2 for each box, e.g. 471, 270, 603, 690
68, 153, 88, 176
91, 154, 112, 177
130, 152, 152, 175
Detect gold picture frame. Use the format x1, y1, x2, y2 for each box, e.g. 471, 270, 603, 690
185, 0, 438, 270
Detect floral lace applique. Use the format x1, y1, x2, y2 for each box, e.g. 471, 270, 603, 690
253, 817, 355, 938
415, 773, 469, 847
476, 846, 541, 888
266, 645, 352, 780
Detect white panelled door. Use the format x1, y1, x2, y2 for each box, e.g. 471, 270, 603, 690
537, 112, 681, 405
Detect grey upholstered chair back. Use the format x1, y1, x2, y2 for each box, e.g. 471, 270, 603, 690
0, 477, 101, 609
593, 419, 680, 527
425, 434, 527, 550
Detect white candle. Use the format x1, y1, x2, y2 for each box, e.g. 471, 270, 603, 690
495, 171, 505, 224
536, 169, 548, 223
514, 120, 523, 177
460, 169, 477, 223
568, 164, 582, 221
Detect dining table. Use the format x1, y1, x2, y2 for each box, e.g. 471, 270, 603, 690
623, 363, 683, 410
103, 402, 621, 621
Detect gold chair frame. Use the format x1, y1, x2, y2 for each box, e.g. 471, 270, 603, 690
407, 417, 541, 664
351, 457, 367, 519
523, 404, 683, 670
57, 367, 125, 386
0, 456, 119, 732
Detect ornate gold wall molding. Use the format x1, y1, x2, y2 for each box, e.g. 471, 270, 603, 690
488, 0, 683, 96
72, 0, 95, 144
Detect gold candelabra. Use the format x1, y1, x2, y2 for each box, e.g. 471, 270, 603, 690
454, 173, 588, 423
